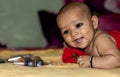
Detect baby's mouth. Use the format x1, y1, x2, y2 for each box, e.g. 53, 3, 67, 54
73, 37, 84, 45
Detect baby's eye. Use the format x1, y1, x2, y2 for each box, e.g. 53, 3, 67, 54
63, 30, 69, 35
75, 23, 83, 28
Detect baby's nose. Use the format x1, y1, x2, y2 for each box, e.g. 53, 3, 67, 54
71, 30, 78, 36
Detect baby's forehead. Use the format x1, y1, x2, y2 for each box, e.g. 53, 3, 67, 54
62, 5, 84, 13
59, 3, 90, 16
57, 2, 92, 26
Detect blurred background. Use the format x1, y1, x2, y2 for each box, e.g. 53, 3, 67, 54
0, 0, 120, 49
0, 0, 63, 49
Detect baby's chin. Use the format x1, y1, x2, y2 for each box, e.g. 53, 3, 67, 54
71, 44, 86, 49
67, 42, 84, 48
69, 44, 79, 48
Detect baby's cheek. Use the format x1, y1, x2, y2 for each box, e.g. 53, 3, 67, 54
64, 38, 71, 45
63, 36, 68, 41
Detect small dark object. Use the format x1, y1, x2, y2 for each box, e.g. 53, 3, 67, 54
0, 58, 7, 63
90, 56, 94, 68
72, 53, 79, 59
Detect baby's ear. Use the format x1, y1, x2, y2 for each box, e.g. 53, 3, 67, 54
91, 15, 99, 29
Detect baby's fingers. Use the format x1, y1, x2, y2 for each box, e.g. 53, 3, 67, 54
77, 56, 84, 67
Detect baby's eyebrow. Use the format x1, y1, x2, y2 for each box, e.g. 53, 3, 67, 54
61, 26, 68, 31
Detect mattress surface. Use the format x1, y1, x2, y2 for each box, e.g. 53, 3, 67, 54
0, 49, 120, 77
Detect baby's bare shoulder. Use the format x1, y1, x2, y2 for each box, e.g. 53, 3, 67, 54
95, 31, 114, 43
94, 31, 116, 45
94, 30, 120, 56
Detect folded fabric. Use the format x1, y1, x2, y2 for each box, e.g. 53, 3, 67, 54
108, 30, 120, 50
62, 47, 88, 63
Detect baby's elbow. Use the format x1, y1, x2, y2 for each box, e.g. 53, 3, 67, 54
116, 57, 120, 67
104, 56, 120, 69
111, 56, 120, 68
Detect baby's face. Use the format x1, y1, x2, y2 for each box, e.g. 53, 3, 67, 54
57, 7, 97, 49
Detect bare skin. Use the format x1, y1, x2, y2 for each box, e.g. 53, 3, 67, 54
57, 2, 120, 69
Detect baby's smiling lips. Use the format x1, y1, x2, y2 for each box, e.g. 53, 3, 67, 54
73, 37, 84, 45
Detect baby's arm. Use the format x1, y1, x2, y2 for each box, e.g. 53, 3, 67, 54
77, 53, 120, 69
91, 54, 120, 69
77, 33, 120, 69
93, 34, 120, 69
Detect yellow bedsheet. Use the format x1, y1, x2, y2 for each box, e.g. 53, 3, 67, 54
0, 49, 120, 77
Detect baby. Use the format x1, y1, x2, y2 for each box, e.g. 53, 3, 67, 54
57, 2, 120, 69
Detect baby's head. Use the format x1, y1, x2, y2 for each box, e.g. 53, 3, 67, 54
57, 2, 98, 48
58, 2, 92, 18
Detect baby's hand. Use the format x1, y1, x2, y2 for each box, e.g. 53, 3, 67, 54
63, 42, 68, 50
63, 42, 68, 48
77, 55, 91, 68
